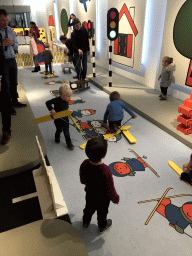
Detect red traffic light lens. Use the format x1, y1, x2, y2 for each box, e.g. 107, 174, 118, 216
110, 11, 116, 19
88, 23, 91, 29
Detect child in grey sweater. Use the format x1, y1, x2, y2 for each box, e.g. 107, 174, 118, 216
158, 56, 173, 101
41, 43, 53, 75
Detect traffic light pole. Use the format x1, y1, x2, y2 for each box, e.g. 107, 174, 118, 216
92, 33, 96, 77
109, 40, 112, 87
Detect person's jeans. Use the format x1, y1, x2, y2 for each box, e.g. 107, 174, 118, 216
74, 52, 88, 80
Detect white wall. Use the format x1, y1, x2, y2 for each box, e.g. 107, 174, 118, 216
158, 0, 192, 99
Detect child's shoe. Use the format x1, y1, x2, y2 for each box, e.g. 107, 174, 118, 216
1, 132, 11, 145
159, 95, 167, 100
67, 141, 74, 150
83, 222, 89, 230
98, 219, 112, 233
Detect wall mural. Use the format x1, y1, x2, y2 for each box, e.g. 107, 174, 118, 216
173, 0, 192, 87
79, 0, 91, 12
113, 3, 138, 68
61, 9, 68, 34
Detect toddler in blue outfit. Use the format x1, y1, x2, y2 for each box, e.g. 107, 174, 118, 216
103, 91, 137, 133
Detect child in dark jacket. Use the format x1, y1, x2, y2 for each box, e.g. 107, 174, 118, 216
80, 137, 119, 233
41, 43, 53, 75
45, 84, 74, 150
103, 91, 137, 133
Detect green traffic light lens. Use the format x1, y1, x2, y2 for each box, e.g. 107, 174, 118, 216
110, 30, 116, 39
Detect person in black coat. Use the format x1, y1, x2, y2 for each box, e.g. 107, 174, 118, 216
71, 18, 90, 80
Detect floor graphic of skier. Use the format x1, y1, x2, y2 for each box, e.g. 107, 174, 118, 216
72, 109, 96, 118
78, 120, 122, 142
109, 149, 159, 177
138, 188, 192, 238
109, 156, 147, 177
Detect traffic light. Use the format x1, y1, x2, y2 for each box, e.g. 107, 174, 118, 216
107, 8, 119, 41
88, 20, 94, 39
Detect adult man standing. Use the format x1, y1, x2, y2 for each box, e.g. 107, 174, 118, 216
71, 18, 90, 80
0, 9, 26, 145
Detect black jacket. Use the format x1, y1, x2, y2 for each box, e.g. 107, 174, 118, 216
71, 27, 90, 53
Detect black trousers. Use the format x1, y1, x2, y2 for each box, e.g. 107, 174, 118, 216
0, 58, 18, 133
74, 52, 88, 80
1, 58, 18, 103
109, 119, 122, 131
0, 91, 12, 133
45, 62, 52, 74
54, 117, 71, 143
160, 87, 168, 96
83, 192, 110, 228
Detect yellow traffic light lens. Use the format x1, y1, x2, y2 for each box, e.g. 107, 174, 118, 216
110, 30, 116, 39
110, 21, 116, 29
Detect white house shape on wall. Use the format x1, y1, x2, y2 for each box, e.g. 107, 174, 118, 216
113, 4, 138, 68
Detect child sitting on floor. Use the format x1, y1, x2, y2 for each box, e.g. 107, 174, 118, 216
45, 84, 74, 150
41, 43, 53, 75
103, 91, 137, 133
79, 137, 119, 233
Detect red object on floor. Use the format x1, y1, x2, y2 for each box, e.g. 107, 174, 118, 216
177, 93, 192, 135
177, 123, 192, 135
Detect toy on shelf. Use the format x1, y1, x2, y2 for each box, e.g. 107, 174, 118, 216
177, 92, 192, 135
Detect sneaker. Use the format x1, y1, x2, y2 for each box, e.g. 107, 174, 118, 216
73, 76, 78, 79
99, 219, 112, 233
159, 94, 162, 97
83, 222, 89, 230
1, 132, 11, 145
159, 96, 167, 100
67, 141, 74, 150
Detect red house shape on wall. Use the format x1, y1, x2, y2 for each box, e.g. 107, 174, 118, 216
114, 4, 138, 58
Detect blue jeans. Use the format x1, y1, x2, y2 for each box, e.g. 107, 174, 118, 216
74, 52, 88, 80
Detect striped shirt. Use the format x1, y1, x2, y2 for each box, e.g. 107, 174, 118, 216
0, 26, 18, 59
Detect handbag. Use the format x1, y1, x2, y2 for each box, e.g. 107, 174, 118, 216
0, 33, 5, 76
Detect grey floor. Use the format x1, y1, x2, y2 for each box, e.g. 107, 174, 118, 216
14, 64, 192, 255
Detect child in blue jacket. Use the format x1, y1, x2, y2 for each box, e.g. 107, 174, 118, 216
103, 91, 137, 133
